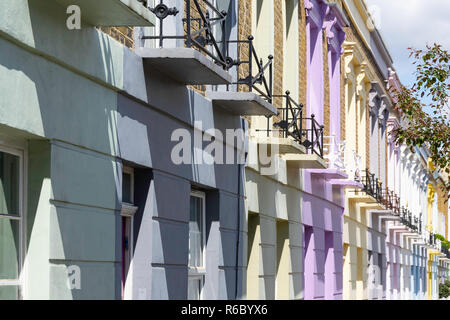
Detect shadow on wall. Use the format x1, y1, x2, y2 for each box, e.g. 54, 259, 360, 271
0, 0, 125, 299
2, 0, 244, 300
116, 72, 245, 299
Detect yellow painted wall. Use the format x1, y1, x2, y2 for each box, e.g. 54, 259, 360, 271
247, 213, 261, 299
427, 184, 435, 232
343, 194, 372, 300
276, 220, 290, 299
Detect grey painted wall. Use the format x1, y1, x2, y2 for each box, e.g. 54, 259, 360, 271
0, 0, 245, 299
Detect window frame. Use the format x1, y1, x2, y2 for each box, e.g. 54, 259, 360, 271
120, 166, 138, 300
0, 143, 25, 299
188, 190, 207, 299
122, 166, 135, 206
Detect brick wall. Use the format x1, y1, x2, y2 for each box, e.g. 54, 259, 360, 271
299, 4, 307, 134
323, 33, 330, 138
355, 96, 358, 154
366, 93, 370, 170
342, 8, 387, 173
340, 54, 346, 141
272, 0, 284, 128
273, 0, 284, 101
186, 1, 208, 95
98, 27, 134, 49
385, 131, 388, 189
238, 0, 253, 125
238, 0, 252, 94
436, 180, 449, 239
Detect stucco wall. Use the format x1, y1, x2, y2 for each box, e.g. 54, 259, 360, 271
0, 0, 246, 300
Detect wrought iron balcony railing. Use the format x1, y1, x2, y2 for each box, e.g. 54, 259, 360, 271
142, 1, 275, 102
442, 247, 450, 259
261, 91, 303, 141
418, 215, 422, 234
254, 91, 324, 157
143, 0, 231, 69
429, 233, 436, 246
393, 194, 400, 216
400, 206, 408, 225
301, 114, 324, 157
361, 169, 383, 202
399, 207, 417, 231
380, 187, 401, 216
380, 188, 391, 210
228, 36, 274, 102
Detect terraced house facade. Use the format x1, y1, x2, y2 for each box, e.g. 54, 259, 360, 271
0, 0, 448, 300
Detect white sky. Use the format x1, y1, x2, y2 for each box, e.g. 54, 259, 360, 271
364, 0, 450, 87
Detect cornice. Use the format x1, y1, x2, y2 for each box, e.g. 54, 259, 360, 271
355, 0, 374, 31
121, 203, 138, 217
387, 117, 400, 129
341, 0, 371, 50
356, 63, 374, 96
305, 0, 327, 27
323, 1, 349, 54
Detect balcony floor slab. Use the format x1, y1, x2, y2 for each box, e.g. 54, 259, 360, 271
281, 153, 327, 169
136, 48, 232, 85
255, 137, 306, 155
329, 179, 364, 189
346, 193, 378, 203
308, 168, 348, 180
206, 92, 277, 116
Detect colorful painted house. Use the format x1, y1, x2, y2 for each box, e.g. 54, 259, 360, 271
0, 0, 448, 301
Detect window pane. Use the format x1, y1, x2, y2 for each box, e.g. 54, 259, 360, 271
0, 285, 18, 300
187, 278, 201, 300
122, 172, 132, 204
0, 218, 20, 279
189, 196, 203, 268
0, 152, 20, 216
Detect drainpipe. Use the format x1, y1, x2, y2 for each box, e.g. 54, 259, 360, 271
235, 118, 248, 300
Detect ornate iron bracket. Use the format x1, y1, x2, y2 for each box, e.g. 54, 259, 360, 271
143, 0, 233, 70
150, 3, 179, 19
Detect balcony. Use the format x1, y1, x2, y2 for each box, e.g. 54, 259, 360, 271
399, 207, 418, 232
380, 188, 401, 217
347, 169, 383, 204
137, 0, 232, 84
137, 47, 232, 84
429, 233, 437, 247
317, 136, 368, 188
254, 92, 326, 169
442, 247, 450, 259
361, 169, 383, 203
323, 135, 346, 171
54, 0, 156, 26
207, 36, 277, 116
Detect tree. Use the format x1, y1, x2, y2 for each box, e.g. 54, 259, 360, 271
391, 44, 450, 198
440, 280, 450, 299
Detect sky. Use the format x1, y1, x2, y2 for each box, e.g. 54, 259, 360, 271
364, 0, 450, 88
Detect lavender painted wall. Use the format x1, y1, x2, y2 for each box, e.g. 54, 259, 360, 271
325, 7, 346, 142
302, 171, 345, 300
305, 0, 326, 122
302, 0, 347, 300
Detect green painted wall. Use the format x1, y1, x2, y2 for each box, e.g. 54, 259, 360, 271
0, 0, 125, 299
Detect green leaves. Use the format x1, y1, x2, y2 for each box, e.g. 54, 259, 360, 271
391, 44, 450, 198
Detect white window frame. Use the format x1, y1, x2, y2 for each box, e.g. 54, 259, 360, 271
120, 166, 138, 300
122, 166, 135, 206
189, 190, 206, 300
0, 143, 25, 300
